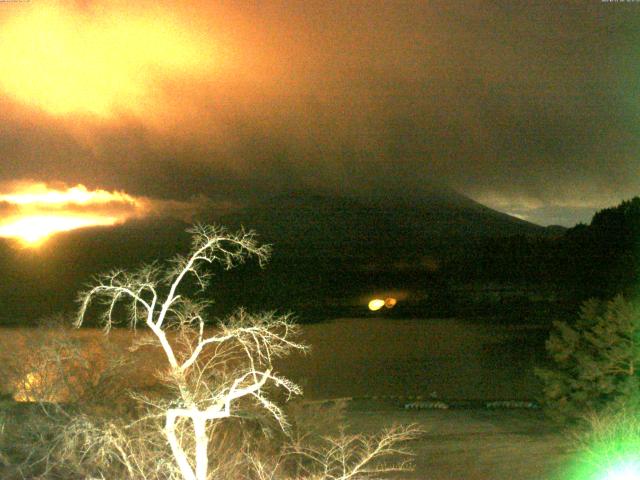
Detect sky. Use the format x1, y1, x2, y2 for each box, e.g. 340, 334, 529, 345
0, 0, 639, 234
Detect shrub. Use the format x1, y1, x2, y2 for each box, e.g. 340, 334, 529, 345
4, 315, 132, 407
536, 295, 640, 423
0, 319, 139, 479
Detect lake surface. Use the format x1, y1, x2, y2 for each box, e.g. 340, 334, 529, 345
0, 318, 550, 401
281, 318, 549, 400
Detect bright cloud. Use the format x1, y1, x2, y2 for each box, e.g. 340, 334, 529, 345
0, 181, 237, 247
0, 182, 150, 246
0, 2, 215, 118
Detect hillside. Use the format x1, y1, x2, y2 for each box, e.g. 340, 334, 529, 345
212, 189, 559, 259
0, 189, 563, 324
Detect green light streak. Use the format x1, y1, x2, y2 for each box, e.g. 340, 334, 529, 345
564, 427, 640, 480
602, 461, 640, 480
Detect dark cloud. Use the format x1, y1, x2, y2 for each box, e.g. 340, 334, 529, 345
0, 1, 638, 225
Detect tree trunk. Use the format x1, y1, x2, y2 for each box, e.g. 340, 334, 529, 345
166, 409, 197, 480
193, 415, 209, 480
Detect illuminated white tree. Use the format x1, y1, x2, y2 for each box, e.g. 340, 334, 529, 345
76, 225, 307, 480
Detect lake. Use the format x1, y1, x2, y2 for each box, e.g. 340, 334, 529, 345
0, 318, 550, 401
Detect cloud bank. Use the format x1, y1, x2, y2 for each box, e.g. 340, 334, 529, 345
0, 181, 214, 245
0, 1, 638, 225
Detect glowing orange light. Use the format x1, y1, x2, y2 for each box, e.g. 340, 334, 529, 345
368, 299, 385, 311
13, 372, 45, 402
0, 215, 119, 247
0, 183, 136, 206
13, 371, 64, 403
384, 298, 397, 308
0, 182, 148, 247
0, 4, 214, 117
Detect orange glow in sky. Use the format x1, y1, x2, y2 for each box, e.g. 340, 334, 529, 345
0, 3, 214, 117
0, 183, 137, 206
0, 182, 149, 247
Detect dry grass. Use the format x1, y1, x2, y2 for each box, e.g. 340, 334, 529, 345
1, 397, 572, 480
0, 399, 422, 480
345, 401, 570, 480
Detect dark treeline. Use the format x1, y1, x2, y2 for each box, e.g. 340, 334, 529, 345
440, 197, 640, 321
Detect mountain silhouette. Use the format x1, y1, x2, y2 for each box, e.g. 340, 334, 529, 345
211, 189, 560, 259
0, 188, 563, 324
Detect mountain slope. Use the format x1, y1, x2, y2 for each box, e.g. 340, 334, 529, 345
0, 188, 564, 324
210, 189, 560, 258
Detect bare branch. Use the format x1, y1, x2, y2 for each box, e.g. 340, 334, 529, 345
72, 225, 310, 480
289, 424, 423, 480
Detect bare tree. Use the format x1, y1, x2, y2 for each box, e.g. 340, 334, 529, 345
76, 225, 307, 480
250, 423, 422, 480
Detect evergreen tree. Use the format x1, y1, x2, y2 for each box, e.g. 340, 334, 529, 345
536, 295, 640, 423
